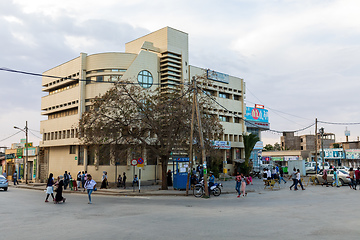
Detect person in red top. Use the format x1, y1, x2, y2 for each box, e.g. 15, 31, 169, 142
355, 167, 360, 190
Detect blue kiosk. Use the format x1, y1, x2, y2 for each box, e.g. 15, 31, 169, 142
172, 157, 189, 190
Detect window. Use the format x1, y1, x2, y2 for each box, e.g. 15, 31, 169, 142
78, 146, 84, 165
137, 70, 153, 88
70, 145, 76, 154
96, 76, 103, 82
219, 92, 229, 99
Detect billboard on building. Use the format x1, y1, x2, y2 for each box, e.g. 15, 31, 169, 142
245, 106, 270, 130
322, 148, 344, 159
211, 141, 231, 149
345, 149, 360, 159
207, 70, 229, 84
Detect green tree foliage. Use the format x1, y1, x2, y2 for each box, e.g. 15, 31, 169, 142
239, 133, 260, 175
264, 144, 274, 151
79, 79, 223, 190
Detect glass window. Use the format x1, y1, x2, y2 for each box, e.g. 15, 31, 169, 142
137, 70, 153, 88
96, 76, 103, 82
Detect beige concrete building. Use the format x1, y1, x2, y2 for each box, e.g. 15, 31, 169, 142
40, 27, 245, 183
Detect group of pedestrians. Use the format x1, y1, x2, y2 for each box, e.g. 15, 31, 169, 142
44, 171, 97, 204
289, 168, 305, 191
117, 172, 127, 188
263, 166, 287, 184
235, 172, 249, 198
348, 167, 360, 190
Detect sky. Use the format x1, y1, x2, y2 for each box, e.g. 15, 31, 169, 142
1, 0, 360, 150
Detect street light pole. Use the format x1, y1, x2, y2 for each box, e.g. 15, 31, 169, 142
25, 121, 28, 184
319, 127, 325, 171
14, 121, 28, 184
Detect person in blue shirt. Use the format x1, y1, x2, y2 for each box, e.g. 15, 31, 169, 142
208, 172, 215, 196
132, 175, 139, 187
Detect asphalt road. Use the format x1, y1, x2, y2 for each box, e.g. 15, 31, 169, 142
1, 182, 360, 240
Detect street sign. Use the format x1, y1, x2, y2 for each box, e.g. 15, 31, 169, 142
131, 159, 138, 166
137, 158, 144, 167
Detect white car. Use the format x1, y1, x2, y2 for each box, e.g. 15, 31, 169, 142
0, 175, 8, 191
305, 162, 330, 175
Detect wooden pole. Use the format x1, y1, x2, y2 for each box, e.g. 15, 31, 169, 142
186, 79, 196, 196
314, 118, 318, 173
194, 77, 209, 197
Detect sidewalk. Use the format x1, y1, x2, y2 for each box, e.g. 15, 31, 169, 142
8, 176, 298, 197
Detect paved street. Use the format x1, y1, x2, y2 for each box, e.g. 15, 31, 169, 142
1, 179, 360, 240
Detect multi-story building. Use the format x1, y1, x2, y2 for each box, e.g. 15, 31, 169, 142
40, 27, 245, 182
281, 132, 335, 151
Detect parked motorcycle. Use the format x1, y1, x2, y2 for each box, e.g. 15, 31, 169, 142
193, 178, 223, 198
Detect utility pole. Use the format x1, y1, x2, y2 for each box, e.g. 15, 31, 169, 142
319, 127, 325, 171
186, 80, 196, 196
25, 121, 28, 184
193, 77, 209, 197
314, 118, 318, 174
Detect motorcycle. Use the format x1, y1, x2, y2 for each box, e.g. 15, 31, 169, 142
193, 178, 223, 198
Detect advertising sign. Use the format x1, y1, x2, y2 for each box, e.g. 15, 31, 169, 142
253, 141, 263, 150
346, 149, 360, 159
322, 148, 344, 159
272, 157, 283, 161
284, 156, 299, 161
207, 70, 229, 84
245, 107, 269, 123
33, 159, 37, 179
211, 141, 231, 149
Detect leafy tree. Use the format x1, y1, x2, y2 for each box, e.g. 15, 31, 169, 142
79, 79, 223, 190
273, 142, 281, 151
238, 133, 260, 175
264, 144, 274, 151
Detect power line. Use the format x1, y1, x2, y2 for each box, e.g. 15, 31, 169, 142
318, 120, 360, 125
28, 130, 42, 140
0, 67, 190, 86
200, 87, 315, 134
0, 131, 22, 143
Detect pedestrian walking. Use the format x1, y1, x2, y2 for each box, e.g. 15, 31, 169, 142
63, 171, 69, 190
289, 168, 297, 190
76, 171, 82, 191
3, 170, 7, 179
13, 171, 18, 185
295, 169, 305, 190
332, 168, 340, 187
45, 173, 55, 202
248, 175, 253, 185
167, 170, 172, 187
235, 172, 241, 197
279, 167, 287, 184
355, 167, 360, 188
81, 171, 85, 189
123, 172, 127, 189
349, 168, 356, 190
117, 174, 122, 188
240, 173, 247, 197
54, 175, 66, 204
322, 169, 328, 186
101, 171, 108, 189
84, 174, 97, 204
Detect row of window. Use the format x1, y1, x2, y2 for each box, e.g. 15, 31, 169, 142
219, 115, 241, 123
49, 82, 79, 95
206, 90, 242, 101
86, 75, 122, 83
43, 100, 79, 112
222, 134, 243, 142
48, 108, 78, 120
201, 82, 242, 93
46, 72, 79, 87
43, 128, 79, 141
86, 69, 126, 75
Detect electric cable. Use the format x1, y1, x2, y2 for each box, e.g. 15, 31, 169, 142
200, 87, 315, 134
0, 131, 22, 143
318, 120, 360, 125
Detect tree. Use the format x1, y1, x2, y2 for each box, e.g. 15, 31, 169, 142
264, 144, 274, 151
239, 133, 260, 175
273, 142, 281, 151
79, 79, 223, 190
